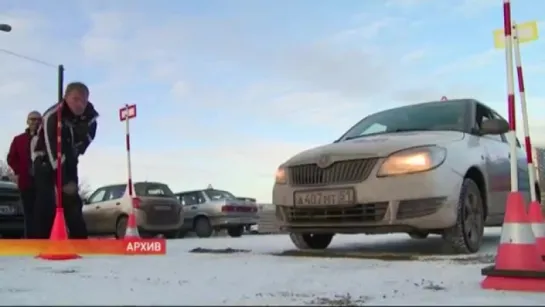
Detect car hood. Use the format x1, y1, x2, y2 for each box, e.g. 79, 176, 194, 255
283, 131, 465, 166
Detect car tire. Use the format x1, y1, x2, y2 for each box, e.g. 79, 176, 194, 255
194, 216, 213, 238
408, 232, 429, 239
289, 233, 334, 250
442, 178, 484, 254
115, 216, 128, 239
227, 226, 244, 238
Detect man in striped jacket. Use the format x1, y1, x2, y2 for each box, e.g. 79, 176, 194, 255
33, 82, 99, 239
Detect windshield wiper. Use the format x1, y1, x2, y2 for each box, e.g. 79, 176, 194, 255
343, 128, 432, 141
392, 128, 431, 133
344, 132, 388, 141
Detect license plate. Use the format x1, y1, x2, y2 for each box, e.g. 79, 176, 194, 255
0, 205, 15, 215
294, 188, 355, 206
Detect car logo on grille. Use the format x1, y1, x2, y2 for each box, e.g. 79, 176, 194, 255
317, 154, 332, 168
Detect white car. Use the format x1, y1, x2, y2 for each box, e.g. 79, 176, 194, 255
273, 99, 539, 254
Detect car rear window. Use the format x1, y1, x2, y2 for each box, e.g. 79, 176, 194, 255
204, 189, 236, 201
135, 183, 174, 197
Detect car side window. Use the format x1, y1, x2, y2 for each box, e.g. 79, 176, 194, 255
179, 192, 206, 206
180, 193, 197, 206
104, 185, 126, 201
88, 188, 107, 204
475, 104, 503, 142
196, 191, 207, 204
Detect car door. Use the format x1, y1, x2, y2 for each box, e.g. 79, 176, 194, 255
475, 104, 510, 223
179, 192, 197, 224
95, 185, 126, 233
82, 188, 108, 234
181, 192, 206, 222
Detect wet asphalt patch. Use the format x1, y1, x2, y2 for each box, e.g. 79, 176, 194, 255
189, 247, 251, 254
272, 249, 496, 264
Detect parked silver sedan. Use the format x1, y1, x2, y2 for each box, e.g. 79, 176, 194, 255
175, 188, 259, 238
273, 99, 541, 254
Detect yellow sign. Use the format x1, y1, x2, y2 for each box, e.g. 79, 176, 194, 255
493, 20, 539, 49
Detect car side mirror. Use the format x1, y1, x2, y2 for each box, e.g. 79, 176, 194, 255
83, 198, 90, 204
480, 119, 509, 135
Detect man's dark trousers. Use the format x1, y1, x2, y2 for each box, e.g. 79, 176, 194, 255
33, 158, 88, 239
20, 186, 36, 238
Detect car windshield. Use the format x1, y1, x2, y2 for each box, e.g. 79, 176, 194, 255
339, 100, 467, 141
134, 182, 174, 197
204, 189, 236, 201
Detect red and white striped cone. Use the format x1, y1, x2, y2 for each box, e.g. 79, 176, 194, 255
481, 192, 545, 292
124, 198, 140, 239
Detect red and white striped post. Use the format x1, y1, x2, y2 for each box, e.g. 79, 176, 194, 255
56, 102, 63, 210
119, 104, 137, 207
503, 0, 519, 193
513, 23, 537, 201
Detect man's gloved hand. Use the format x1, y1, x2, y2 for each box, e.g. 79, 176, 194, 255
63, 181, 78, 195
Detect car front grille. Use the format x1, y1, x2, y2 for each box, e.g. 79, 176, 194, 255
145, 206, 180, 226
288, 158, 378, 186
279, 203, 388, 224
0, 188, 23, 216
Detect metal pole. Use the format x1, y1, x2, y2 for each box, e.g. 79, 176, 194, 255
502, 0, 518, 192
58, 65, 64, 102
512, 23, 537, 201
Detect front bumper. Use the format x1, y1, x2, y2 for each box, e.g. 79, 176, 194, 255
273, 163, 463, 232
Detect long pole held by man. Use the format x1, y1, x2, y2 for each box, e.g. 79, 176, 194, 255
32, 81, 99, 239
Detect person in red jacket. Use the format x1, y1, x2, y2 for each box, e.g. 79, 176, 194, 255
7, 110, 42, 238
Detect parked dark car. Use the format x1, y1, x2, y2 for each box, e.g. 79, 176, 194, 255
0, 179, 24, 238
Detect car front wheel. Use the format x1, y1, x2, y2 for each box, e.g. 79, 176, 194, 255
289, 233, 334, 250
442, 178, 484, 254
194, 217, 213, 238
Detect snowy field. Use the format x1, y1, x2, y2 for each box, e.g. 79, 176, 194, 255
2, 227, 545, 305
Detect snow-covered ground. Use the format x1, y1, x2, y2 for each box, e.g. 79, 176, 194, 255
2, 227, 545, 305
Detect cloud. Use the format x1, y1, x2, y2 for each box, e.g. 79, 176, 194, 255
453, 0, 499, 18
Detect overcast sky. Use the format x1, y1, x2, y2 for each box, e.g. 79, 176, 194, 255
1, 0, 545, 202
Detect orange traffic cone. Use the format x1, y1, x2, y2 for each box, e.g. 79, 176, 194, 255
481, 192, 545, 292
528, 200, 545, 260
36, 207, 81, 261
124, 198, 140, 239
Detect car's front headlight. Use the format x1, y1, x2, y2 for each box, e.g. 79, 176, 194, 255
377, 146, 447, 177
275, 167, 287, 184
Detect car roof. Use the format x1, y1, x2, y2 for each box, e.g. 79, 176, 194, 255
96, 181, 168, 190
174, 188, 229, 195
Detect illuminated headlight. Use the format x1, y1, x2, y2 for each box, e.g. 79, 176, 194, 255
275, 167, 287, 184
377, 146, 447, 177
